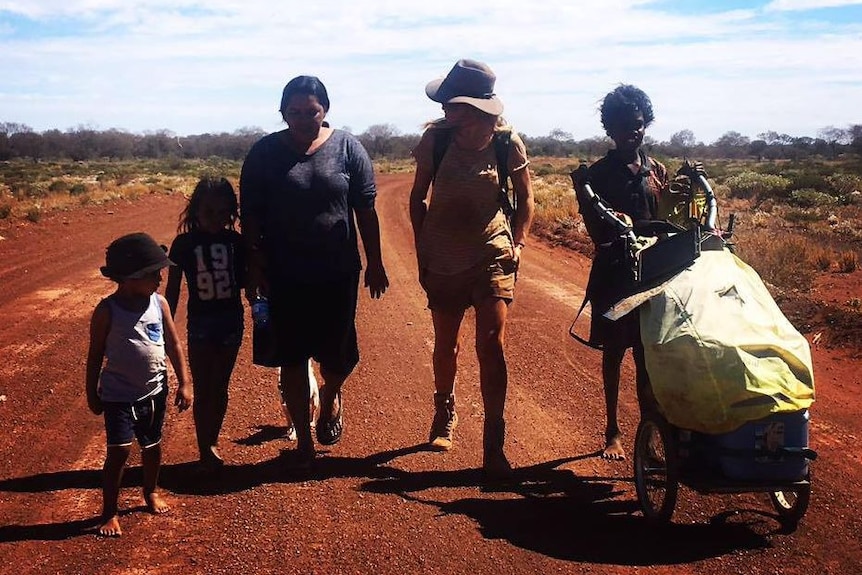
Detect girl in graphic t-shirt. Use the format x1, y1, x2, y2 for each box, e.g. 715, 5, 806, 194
166, 177, 244, 473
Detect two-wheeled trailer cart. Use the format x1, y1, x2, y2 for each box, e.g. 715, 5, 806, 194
627, 165, 817, 531
633, 410, 815, 531
572, 161, 817, 532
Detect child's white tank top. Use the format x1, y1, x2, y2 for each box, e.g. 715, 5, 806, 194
99, 293, 167, 403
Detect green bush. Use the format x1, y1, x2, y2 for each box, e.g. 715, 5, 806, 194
787, 172, 829, 192
783, 207, 823, 224
789, 188, 837, 208
48, 180, 69, 193
723, 171, 790, 200
69, 183, 88, 196
827, 173, 862, 195
532, 163, 557, 177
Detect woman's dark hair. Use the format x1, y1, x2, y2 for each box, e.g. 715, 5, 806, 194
178, 176, 239, 233
279, 75, 331, 114
600, 84, 655, 134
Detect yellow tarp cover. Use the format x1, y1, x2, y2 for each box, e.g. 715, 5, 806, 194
640, 249, 815, 434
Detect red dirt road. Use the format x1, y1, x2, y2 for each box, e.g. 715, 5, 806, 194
1, 173, 861, 575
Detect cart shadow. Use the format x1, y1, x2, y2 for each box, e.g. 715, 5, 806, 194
358, 455, 774, 566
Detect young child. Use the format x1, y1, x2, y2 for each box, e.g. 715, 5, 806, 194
165, 176, 244, 472
86, 232, 192, 537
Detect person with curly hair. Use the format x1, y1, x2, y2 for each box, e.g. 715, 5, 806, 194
572, 84, 667, 461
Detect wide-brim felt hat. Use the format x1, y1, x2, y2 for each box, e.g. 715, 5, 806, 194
100, 232, 174, 280
425, 59, 504, 116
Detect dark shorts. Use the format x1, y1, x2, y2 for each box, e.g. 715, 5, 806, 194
269, 273, 360, 377
103, 384, 169, 448
187, 309, 244, 347
421, 254, 517, 313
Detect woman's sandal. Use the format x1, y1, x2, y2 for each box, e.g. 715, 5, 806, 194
316, 390, 343, 446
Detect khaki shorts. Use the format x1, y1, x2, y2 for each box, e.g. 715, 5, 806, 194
421, 255, 517, 312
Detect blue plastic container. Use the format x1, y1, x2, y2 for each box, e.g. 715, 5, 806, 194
712, 410, 810, 481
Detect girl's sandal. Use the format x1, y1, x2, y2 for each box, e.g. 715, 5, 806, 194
316, 391, 343, 446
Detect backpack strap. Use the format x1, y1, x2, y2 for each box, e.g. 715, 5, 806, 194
431, 127, 453, 183
494, 130, 514, 223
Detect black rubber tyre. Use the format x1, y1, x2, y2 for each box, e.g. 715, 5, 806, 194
769, 476, 811, 531
633, 413, 679, 522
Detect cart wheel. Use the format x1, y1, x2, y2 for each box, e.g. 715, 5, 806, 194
633, 413, 678, 522
769, 478, 811, 529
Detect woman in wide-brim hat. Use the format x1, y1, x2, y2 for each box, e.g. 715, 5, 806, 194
409, 59, 535, 480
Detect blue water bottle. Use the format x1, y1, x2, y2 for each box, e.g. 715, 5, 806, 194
251, 296, 270, 328
251, 295, 277, 366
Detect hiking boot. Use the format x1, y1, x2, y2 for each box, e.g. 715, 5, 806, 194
428, 392, 457, 451
482, 418, 513, 481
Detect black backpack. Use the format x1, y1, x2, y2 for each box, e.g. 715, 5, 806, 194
430, 128, 515, 226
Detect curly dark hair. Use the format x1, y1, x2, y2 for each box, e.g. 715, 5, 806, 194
600, 84, 655, 134
178, 176, 239, 233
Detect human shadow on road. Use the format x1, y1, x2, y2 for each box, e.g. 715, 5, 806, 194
0, 468, 102, 492
358, 455, 772, 566
0, 517, 102, 542
159, 443, 433, 495
234, 424, 288, 446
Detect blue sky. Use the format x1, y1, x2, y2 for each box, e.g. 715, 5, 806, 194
1, 0, 861, 143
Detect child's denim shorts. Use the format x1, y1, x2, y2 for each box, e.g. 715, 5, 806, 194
187, 309, 244, 347
103, 383, 169, 449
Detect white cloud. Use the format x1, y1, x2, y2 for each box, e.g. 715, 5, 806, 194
1, 0, 861, 142
765, 0, 862, 11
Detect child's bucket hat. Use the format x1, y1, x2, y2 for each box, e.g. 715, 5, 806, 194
100, 232, 174, 280
425, 59, 504, 116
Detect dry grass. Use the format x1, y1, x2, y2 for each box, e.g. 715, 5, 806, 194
0, 159, 231, 224
838, 250, 859, 273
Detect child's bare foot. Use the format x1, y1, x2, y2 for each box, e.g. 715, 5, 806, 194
602, 435, 626, 461
145, 492, 170, 514
98, 515, 122, 537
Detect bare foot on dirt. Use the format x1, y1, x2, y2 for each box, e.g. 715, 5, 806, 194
601, 435, 626, 461
98, 515, 122, 537
145, 492, 170, 514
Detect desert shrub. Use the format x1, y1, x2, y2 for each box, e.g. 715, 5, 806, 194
789, 189, 837, 208
815, 251, 833, 271
48, 180, 69, 193
782, 207, 822, 224
737, 233, 817, 291
532, 163, 557, 177
787, 172, 829, 192
25, 205, 42, 223
69, 183, 88, 196
826, 174, 862, 196
837, 250, 859, 273
0, 201, 11, 219
724, 171, 790, 200
755, 163, 785, 176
